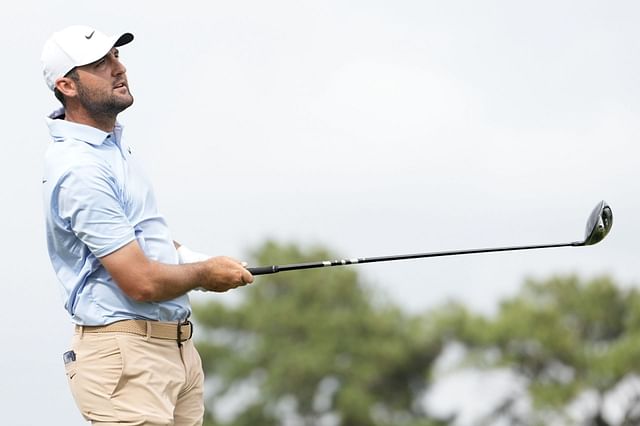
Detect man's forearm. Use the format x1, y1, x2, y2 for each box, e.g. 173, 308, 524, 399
99, 240, 252, 302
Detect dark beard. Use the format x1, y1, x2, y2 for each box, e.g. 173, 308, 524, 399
76, 81, 134, 120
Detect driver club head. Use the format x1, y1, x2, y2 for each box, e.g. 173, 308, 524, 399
582, 200, 613, 246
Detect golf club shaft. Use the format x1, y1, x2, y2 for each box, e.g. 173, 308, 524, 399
247, 240, 584, 275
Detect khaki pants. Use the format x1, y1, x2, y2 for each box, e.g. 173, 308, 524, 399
64, 329, 204, 425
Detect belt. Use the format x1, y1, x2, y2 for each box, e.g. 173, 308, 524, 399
76, 319, 193, 345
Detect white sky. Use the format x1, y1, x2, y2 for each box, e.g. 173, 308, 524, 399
1, 1, 638, 424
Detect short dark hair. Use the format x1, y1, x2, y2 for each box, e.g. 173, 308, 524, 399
53, 68, 79, 107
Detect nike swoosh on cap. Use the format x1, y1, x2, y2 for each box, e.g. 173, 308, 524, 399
85, 30, 95, 40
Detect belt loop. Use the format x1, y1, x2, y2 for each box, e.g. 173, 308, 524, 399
145, 321, 152, 340
79, 325, 85, 339
177, 320, 183, 348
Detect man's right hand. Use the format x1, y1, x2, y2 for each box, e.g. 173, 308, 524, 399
198, 256, 254, 292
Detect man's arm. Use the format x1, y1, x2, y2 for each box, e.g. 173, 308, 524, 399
99, 240, 253, 302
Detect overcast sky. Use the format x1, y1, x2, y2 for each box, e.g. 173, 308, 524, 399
1, 1, 638, 424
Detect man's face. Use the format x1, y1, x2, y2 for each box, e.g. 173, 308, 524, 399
74, 47, 134, 116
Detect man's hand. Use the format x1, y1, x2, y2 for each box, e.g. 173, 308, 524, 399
197, 256, 254, 292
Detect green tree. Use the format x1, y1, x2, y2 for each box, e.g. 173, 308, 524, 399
459, 275, 640, 425
193, 241, 449, 426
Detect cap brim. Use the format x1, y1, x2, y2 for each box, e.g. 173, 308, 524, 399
114, 33, 134, 47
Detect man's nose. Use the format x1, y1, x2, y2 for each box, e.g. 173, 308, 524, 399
111, 56, 127, 76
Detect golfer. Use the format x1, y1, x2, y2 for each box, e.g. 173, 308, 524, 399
41, 25, 253, 425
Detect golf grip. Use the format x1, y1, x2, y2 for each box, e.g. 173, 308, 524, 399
247, 266, 279, 275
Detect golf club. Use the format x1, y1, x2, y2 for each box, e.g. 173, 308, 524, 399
247, 200, 613, 276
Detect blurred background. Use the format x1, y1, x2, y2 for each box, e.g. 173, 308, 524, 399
1, 1, 638, 424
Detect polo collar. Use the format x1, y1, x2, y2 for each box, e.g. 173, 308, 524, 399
46, 107, 124, 146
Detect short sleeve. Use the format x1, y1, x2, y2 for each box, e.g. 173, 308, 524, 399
57, 164, 136, 258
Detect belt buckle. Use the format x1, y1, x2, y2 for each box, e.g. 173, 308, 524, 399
177, 320, 192, 347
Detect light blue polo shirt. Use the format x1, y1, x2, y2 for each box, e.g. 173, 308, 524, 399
43, 108, 191, 325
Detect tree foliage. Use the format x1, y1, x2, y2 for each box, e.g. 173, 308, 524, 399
458, 275, 640, 425
193, 241, 638, 426
194, 241, 449, 426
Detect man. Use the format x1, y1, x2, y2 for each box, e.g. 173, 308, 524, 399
41, 25, 253, 425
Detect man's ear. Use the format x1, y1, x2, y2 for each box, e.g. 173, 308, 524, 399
55, 77, 78, 98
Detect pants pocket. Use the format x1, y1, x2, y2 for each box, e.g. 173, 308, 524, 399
70, 335, 125, 422
64, 359, 77, 380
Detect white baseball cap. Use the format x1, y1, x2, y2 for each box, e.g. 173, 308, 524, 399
41, 25, 134, 91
